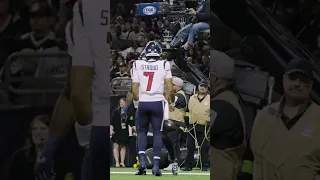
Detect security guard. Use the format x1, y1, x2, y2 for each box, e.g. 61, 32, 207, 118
250, 59, 320, 180
210, 50, 246, 180
163, 77, 188, 174
184, 79, 210, 171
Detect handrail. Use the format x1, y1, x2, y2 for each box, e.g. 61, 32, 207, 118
2, 51, 71, 105
111, 77, 132, 92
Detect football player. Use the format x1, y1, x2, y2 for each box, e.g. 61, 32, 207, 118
131, 41, 175, 176
71, 0, 109, 179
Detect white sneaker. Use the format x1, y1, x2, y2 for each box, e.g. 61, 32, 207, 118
164, 163, 173, 171
182, 42, 189, 50
172, 162, 179, 175
164, 163, 180, 172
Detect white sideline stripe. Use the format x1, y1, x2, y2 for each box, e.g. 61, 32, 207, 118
110, 171, 209, 175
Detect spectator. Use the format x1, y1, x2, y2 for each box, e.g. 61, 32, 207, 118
115, 62, 129, 78
132, 17, 138, 26
124, 22, 132, 35
137, 34, 147, 47
112, 24, 127, 40
110, 55, 118, 80
16, 2, 56, 52
200, 55, 210, 76
186, 47, 200, 65
110, 98, 129, 168
116, 55, 125, 64
125, 52, 134, 62
120, 40, 144, 59
6, 114, 51, 180
139, 21, 147, 32
0, 0, 25, 68
182, 0, 210, 50
11, 2, 68, 78
127, 23, 145, 41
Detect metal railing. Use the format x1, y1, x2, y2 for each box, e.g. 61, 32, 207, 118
1, 51, 71, 105
111, 77, 131, 95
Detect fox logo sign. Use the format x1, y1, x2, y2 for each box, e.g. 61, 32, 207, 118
143, 6, 157, 15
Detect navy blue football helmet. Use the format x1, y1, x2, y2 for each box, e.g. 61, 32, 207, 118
144, 41, 162, 57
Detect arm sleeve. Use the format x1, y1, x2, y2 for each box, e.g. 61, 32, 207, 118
164, 61, 172, 79
175, 93, 186, 109
127, 105, 136, 127
131, 62, 139, 83
110, 110, 115, 126
210, 99, 242, 135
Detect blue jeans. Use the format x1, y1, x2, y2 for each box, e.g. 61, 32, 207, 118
187, 22, 209, 45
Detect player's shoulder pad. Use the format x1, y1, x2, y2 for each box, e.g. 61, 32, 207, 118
164, 60, 170, 71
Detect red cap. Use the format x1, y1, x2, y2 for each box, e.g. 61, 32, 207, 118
129, 59, 135, 64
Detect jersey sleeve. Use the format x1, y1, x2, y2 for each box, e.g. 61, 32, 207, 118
65, 21, 74, 56
131, 62, 139, 83
164, 61, 172, 79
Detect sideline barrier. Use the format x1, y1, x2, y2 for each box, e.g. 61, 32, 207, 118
2, 51, 71, 106
111, 77, 131, 96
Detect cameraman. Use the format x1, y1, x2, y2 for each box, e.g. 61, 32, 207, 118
163, 77, 188, 173
182, 0, 210, 50
210, 50, 246, 180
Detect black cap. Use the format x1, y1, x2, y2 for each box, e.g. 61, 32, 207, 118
199, 80, 210, 88
285, 59, 313, 79
30, 3, 53, 17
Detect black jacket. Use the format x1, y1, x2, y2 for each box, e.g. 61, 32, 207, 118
195, 0, 211, 23
210, 94, 244, 150
126, 103, 137, 127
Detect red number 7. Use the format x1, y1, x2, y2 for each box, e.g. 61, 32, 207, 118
143, 72, 154, 91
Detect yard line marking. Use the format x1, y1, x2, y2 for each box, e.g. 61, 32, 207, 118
110, 171, 209, 175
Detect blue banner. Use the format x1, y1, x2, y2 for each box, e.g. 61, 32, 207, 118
136, 2, 160, 17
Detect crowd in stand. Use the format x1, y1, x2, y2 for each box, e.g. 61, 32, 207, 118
0, 0, 70, 80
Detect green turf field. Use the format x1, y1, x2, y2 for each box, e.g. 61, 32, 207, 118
110, 168, 209, 180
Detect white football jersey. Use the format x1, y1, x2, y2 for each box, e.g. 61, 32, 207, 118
131, 60, 172, 101
72, 0, 110, 126
65, 20, 74, 56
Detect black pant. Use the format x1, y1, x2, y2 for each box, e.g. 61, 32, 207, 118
167, 128, 183, 162
128, 136, 137, 166
185, 125, 210, 168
